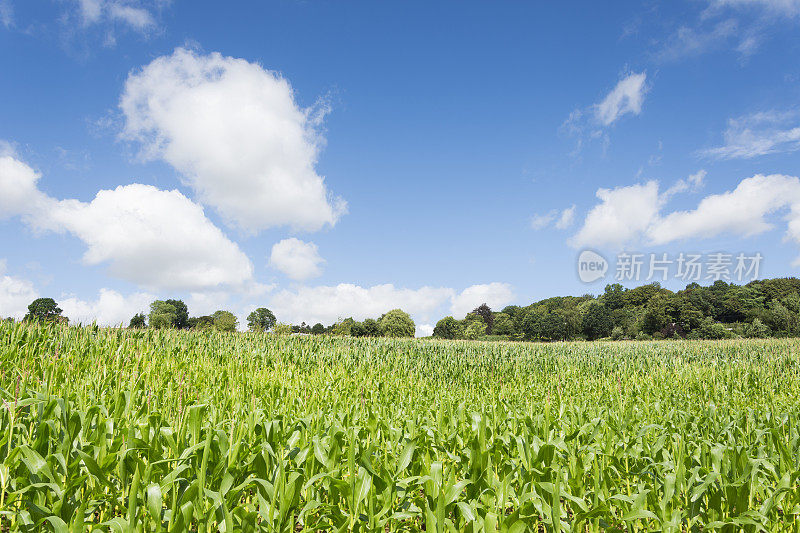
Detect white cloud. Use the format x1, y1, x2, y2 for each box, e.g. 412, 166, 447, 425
688, 169, 707, 188
700, 111, 800, 159
531, 205, 576, 231
649, 174, 800, 244
450, 283, 514, 319
0, 155, 255, 292
0, 0, 13, 28
562, 72, 648, 152
555, 205, 576, 229
270, 283, 455, 326
269, 238, 325, 280
415, 324, 434, 338
712, 0, 800, 17
658, 19, 739, 61
120, 48, 346, 233
107, 3, 154, 30
269, 281, 514, 327
663, 169, 707, 197
0, 155, 51, 220
569, 174, 800, 262
74, 0, 156, 31
0, 260, 37, 320
595, 72, 648, 126
530, 211, 556, 230
569, 181, 662, 249
60, 288, 154, 326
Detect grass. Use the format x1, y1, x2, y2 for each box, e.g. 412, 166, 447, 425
0, 320, 799, 531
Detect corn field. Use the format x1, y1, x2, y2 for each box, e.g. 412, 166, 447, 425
0, 321, 799, 531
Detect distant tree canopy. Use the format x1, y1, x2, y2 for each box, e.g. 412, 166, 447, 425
433, 316, 463, 339
164, 299, 189, 329
247, 308, 276, 332
24, 298, 65, 323
128, 313, 146, 329
42, 277, 800, 343
212, 310, 238, 332
149, 301, 177, 329
472, 304, 494, 334
379, 309, 416, 338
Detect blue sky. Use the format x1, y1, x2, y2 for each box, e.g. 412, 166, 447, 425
2, 0, 800, 333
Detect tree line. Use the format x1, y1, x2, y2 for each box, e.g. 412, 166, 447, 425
12, 277, 800, 341
431, 278, 800, 341
13, 297, 419, 338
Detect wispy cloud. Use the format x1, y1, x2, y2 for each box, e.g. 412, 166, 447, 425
531, 205, 577, 231
561, 72, 648, 154
700, 110, 800, 159
656, 0, 800, 62
595, 72, 648, 126
0, 0, 12, 28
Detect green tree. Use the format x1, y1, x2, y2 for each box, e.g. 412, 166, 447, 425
212, 310, 238, 332
191, 316, 215, 330
128, 313, 146, 329
744, 318, 771, 338
471, 304, 494, 334
149, 301, 177, 329
688, 318, 733, 340
538, 312, 567, 341
603, 283, 626, 311
582, 303, 612, 340
464, 320, 486, 340
362, 318, 381, 337
273, 323, 293, 335
433, 316, 463, 339
247, 308, 276, 332
379, 309, 415, 338
492, 313, 514, 336
332, 317, 356, 336
164, 299, 189, 329
24, 298, 64, 323
521, 306, 547, 340
642, 295, 670, 335
350, 321, 367, 337
311, 323, 325, 335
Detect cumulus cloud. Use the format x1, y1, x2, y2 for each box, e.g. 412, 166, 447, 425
570, 173, 800, 262
0, 155, 254, 292
269, 282, 514, 327
120, 48, 346, 233
0, 260, 37, 319
60, 288, 154, 326
700, 111, 800, 159
270, 283, 455, 326
415, 324, 434, 338
269, 238, 325, 280
649, 174, 800, 244
595, 72, 648, 126
569, 181, 663, 249
450, 283, 515, 318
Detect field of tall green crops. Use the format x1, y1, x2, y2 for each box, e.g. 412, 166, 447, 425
0, 321, 799, 532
